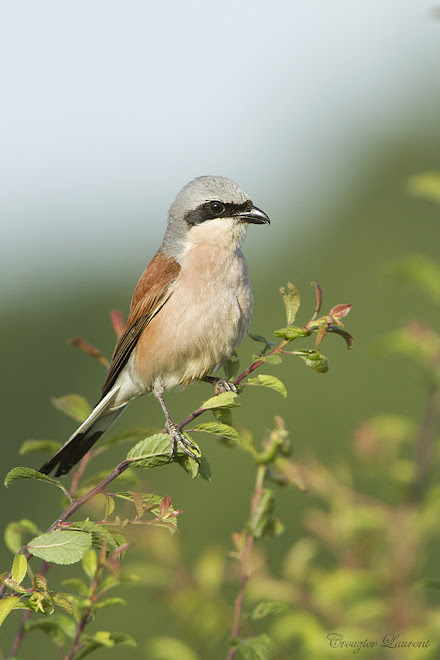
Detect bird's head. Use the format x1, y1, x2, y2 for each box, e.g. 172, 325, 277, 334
161, 175, 270, 258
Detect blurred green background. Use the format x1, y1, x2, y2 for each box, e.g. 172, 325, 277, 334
2, 1, 440, 658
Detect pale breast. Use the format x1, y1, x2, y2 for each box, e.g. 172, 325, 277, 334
132, 244, 253, 391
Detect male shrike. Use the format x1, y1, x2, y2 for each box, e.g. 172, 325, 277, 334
40, 176, 270, 476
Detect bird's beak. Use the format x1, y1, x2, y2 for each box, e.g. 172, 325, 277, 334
238, 205, 270, 225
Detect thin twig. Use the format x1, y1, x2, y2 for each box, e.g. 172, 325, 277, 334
67, 545, 106, 659
409, 384, 440, 504
227, 464, 266, 660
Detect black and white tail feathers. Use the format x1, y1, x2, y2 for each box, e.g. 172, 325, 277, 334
39, 387, 126, 477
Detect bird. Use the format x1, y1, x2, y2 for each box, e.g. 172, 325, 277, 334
39, 175, 270, 477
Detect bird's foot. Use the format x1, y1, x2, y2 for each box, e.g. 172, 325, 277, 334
167, 423, 200, 462
204, 376, 238, 394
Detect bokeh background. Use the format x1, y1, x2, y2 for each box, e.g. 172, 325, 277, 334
2, 1, 440, 658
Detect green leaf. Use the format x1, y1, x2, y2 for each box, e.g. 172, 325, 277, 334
198, 455, 212, 482
61, 578, 89, 596
32, 573, 48, 593
93, 597, 127, 612
249, 333, 269, 344
212, 407, 233, 426
192, 422, 241, 445
200, 391, 240, 410
51, 593, 75, 616
230, 634, 276, 660
24, 614, 76, 645
76, 631, 136, 659
0, 596, 21, 627
250, 601, 292, 620
280, 282, 301, 326
11, 554, 27, 584
69, 520, 118, 550
4, 519, 39, 554
0, 574, 28, 594
127, 433, 201, 474
147, 636, 201, 660
225, 355, 240, 380
99, 426, 162, 450
4, 467, 64, 489
127, 433, 194, 469
19, 439, 62, 455
51, 393, 92, 422
252, 354, 282, 365
27, 530, 92, 565
293, 349, 329, 373
246, 374, 287, 398
82, 549, 98, 578
274, 326, 309, 341
248, 489, 275, 539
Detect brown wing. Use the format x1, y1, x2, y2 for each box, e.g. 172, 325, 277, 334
101, 252, 181, 397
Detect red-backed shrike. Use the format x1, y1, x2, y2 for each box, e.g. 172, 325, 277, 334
40, 176, 270, 476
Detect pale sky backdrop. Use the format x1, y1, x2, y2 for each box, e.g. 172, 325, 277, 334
1, 1, 439, 308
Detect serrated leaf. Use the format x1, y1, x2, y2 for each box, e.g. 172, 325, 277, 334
231, 634, 277, 660
4, 467, 64, 489
246, 375, 287, 398
11, 554, 27, 584
93, 597, 127, 612
212, 407, 233, 425
27, 530, 92, 565
201, 391, 240, 410
24, 614, 76, 645
0, 574, 28, 594
61, 578, 89, 596
252, 354, 282, 365
274, 326, 309, 341
4, 519, 39, 554
32, 573, 48, 592
293, 349, 329, 373
51, 394, 92, 422
280, 282, 301, 326
76, 631, 136, 659
192, 422, 241, 445
0, 596, 21, 626
19, 439, 62, 455
251, 601, 292, 620
69, 520, 119, 550
115, 492, 163, 512
127, 433, 195, 469
82, 549, 98, 578
51, 593, 75, 616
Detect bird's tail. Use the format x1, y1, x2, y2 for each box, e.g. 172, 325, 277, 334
39, 386, 127, 477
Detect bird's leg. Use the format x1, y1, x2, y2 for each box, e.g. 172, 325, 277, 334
154, 391, 199, 461
203, 375, 238, 394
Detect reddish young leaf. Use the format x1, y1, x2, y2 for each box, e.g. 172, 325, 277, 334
311, 281, 323, 319
68, 337, 109, 368
111, 311, 125, 339
329, 304, 352, 324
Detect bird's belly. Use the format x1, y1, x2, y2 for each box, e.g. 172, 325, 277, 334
131, 253, 252, 392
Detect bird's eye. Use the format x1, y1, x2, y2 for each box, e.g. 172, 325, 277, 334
209, 201, 225, 215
